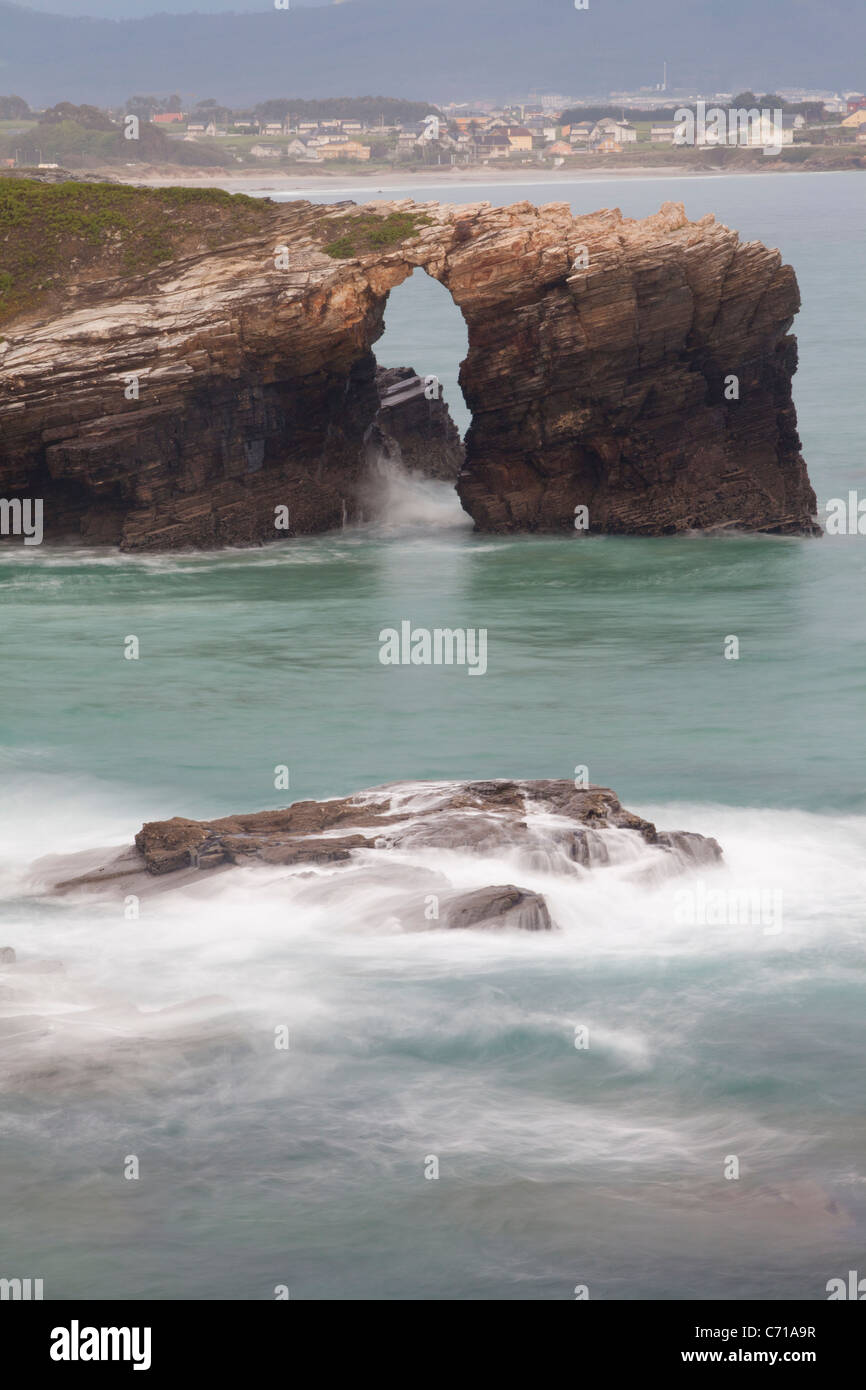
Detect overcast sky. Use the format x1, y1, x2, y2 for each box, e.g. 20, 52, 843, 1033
3, 0, 860, 107
13, 0, 337, 13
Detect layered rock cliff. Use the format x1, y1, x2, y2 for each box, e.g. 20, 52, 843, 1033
0, 185, 817, 547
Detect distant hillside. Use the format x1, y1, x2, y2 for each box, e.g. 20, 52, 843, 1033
0, 0, 862, 107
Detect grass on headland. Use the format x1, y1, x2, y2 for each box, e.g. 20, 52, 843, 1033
321, 210, 432, 259
0, 178, 273, 324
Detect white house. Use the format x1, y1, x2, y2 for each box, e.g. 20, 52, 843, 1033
737, 112, 796, 147
589, 118, 636, 145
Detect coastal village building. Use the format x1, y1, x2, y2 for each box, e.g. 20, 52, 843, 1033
650, 124, 677, 143
476, 132, 511, 158
152, 112, 184, 124
249, 143, 282, 158
504, 125, 533, 152
589, 118, 635, 148
318, 140, 371, 160
841, 109, 866, 128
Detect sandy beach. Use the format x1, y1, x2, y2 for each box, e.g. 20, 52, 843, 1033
99, 161, 846, 197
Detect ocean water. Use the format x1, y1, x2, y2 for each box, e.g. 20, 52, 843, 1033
0, 172, 864, 1300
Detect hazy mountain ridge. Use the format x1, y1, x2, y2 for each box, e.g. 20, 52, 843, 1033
0, 0, 861, 107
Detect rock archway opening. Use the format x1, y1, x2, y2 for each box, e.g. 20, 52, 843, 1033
358, 267, 473, 529
376, 267, 470, 439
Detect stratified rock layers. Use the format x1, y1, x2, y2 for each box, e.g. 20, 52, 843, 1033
0, 195, 816, 547
129, 778, 722, 876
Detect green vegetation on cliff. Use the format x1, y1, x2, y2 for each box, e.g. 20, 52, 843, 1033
321, 210, 432, 259
0, 179, 274, 324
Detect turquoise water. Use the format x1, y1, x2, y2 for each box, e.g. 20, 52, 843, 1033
0, 172, 864, 1300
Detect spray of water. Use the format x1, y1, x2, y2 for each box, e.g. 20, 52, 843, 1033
355, 452, 472, 532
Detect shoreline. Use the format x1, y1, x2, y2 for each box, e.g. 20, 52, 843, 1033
89, 163, 863, 196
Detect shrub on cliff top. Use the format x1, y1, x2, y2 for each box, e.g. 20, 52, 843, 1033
322, 210, 432, 258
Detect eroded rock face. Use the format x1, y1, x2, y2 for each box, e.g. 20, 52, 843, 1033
124, 777, 722, 879
0, 194, 817, 547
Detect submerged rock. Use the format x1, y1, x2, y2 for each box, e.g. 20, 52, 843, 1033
441, 885, 553, 932
0, 191, 816, 548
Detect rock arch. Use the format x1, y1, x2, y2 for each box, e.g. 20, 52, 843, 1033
0, 194, 817, 548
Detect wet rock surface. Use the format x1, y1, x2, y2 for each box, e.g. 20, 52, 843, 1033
7, 779, 716, 939
128, 778, 722, 882
33, 779, 724, 937
440, 884, 554, 932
